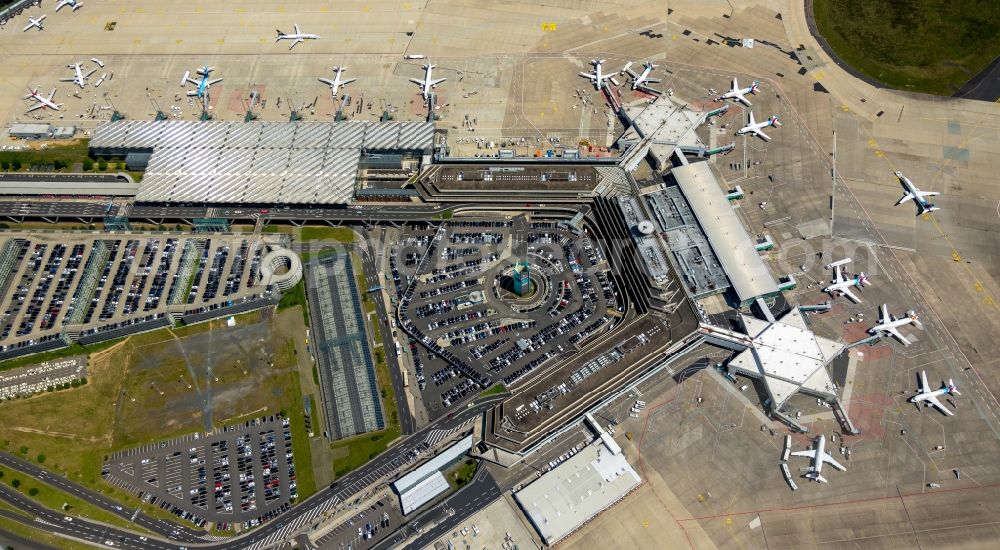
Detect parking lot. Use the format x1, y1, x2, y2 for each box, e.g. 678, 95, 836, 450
389, 219, 621, 412
0, 232, 269, 358
0, 356, 86, 399
102, 414, 298, 531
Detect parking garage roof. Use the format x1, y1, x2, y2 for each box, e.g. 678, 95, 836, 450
393, 435, 473, 515
89, 120, 434, 204
671, 161, 778, 303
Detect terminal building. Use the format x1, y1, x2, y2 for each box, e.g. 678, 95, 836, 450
88, 120, 434, 205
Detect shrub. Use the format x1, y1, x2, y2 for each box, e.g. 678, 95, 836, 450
37, 454, 45, 463
10, 159, 21, 170
97, 158, 108, 171
28, 488, 39, 496
18, 446, 28, 455
11, 479, 20, 488
82, 158, 94, 171
0, 160, 9, 170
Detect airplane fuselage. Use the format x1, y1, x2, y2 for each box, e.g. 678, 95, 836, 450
911, 386, 953, 405
632, 65, 653, 89
870, 315, 918, 334
896, 172, 935, 210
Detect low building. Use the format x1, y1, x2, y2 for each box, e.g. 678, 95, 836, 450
392, 435, 473, 515
9, 123, 51, 140
513, 436, 641, 545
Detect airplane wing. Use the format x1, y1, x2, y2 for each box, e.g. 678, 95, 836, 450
753, 129, 771, 141
840, 287, 862, 304
294, 24, 300, 34
409, 78, 425, 85
207, 78, 223, 86
185, 78, 200, 86
59, 77, 76, 82
747, 111, 756, 126
56, 0, 67, 10
821, 452, 847, 471
318, 78, 335, 86
738, 95, 753, 107
880, 303, 890, 323
917, 191, 941, 198
926, 395, 955, 416
790, 449, 817, 459
887, 327, 910, 345
579, 72, 596, 80
341, 78, 356, 85
832, 265, 845, 284
186, 90, 199, 97
22, 22, 34, 31
625, 68, 638, 78
895, 192, 915, 205
25, 102, 45, 113
920, 371, 930, 393
84, 68, 98, 78
645, 78, 661, 83
430, 78, 446, 86
731, 77, 739, 91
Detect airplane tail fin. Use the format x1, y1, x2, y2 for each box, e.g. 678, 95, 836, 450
907, 311, 922, 326
948, 381, 960, 395
751, 81, 760, 93
806, 471, 827, 483
770, 115, 782, 127
857, 272, 870, 287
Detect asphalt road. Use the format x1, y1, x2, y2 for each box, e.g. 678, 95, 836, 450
358, 229, 416, 436
0, 394, 506, 550
373, 464, 503, 550
0, 450, 205, 542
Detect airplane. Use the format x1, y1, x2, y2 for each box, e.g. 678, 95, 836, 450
579, 59, 617, 90
409, 64, 446, 102
717, 77, 760, 106
735, 112, 781, 141
623, 62, 660, 90
24, 87, 61, 113
790, 435, 846, 483
910, 370, 959, 416
822, 258, 870, 303
275, 24, 319, 49
23, 15, 45, 32
319, 66, 355, 98
868, 303, 921, 346
55, 0, 83, 11
894, 171, 940, 215
181, 66, 222, 98
60, 62, 98, 88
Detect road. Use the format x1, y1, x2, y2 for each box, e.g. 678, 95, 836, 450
0, 394, 507, 550
0, 451, 205, 542
373, 464, 503, 550
358, 228, 416, 436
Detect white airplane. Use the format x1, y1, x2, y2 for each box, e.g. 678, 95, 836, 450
61, 62, 98, 88
275, 24, 319, 49
623, 62, 660, 90
409, 64, 446, 102
23, 15, 46, 32
736, 112, 781, 141
718, 77, 760, 106
181, 66, 222, 98
790, 435, 846, 483
894, 171, 940, 215
24, 87, 61, 113
868, 303, 921, 346
580, 59, 616, 90
55, 0, 83, 11
319, 66, 355, 98
910, 370, 959, 417
822, 258, 870, 303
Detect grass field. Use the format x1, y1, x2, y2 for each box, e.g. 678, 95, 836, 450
300, 226, 356, 243
445, 459, 478, 489
479, 383, 508, 397
0, 309, 316, 524
814, 0, 1000, 95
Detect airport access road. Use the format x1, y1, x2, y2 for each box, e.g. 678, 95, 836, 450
0, 450, 206, 542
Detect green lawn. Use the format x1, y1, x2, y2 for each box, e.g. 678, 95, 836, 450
445, 459, 478, 489
813, 0, 1000, 95
278, 282, 309, 326
300, 226, 356, 243
479, 383, 508, 397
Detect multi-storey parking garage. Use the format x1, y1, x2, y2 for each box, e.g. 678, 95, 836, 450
0, 232, 298, 361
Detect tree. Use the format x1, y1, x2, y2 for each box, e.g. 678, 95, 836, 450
18, 446, 27, 455
11, 479, 20, 488
97, 158, 108, 171
28, 488, 39, 496
11, 159, 21, 170
82, 158, 94, 171
0, 160, 9, 170
37, 454, 46, 463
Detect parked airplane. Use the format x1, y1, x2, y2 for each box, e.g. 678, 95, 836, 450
736, 112, 781, 141
910, 370, 959, 416
275, 24, 319, 49
319, 66, 355, 98
894, 171, 940, 215
718, 77, 759, 106
24, 87, 61, 113
868, 303, 921, 346
822, 258, 870, 303
623, 62, 660, 90
791, 435, 846, 483
22, 15, 45, 32
181, 66, 222, 98
55, 0, 83, 11
61, 62, 97, 88
580, 59, 616, 90
409, 64, 446, 102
